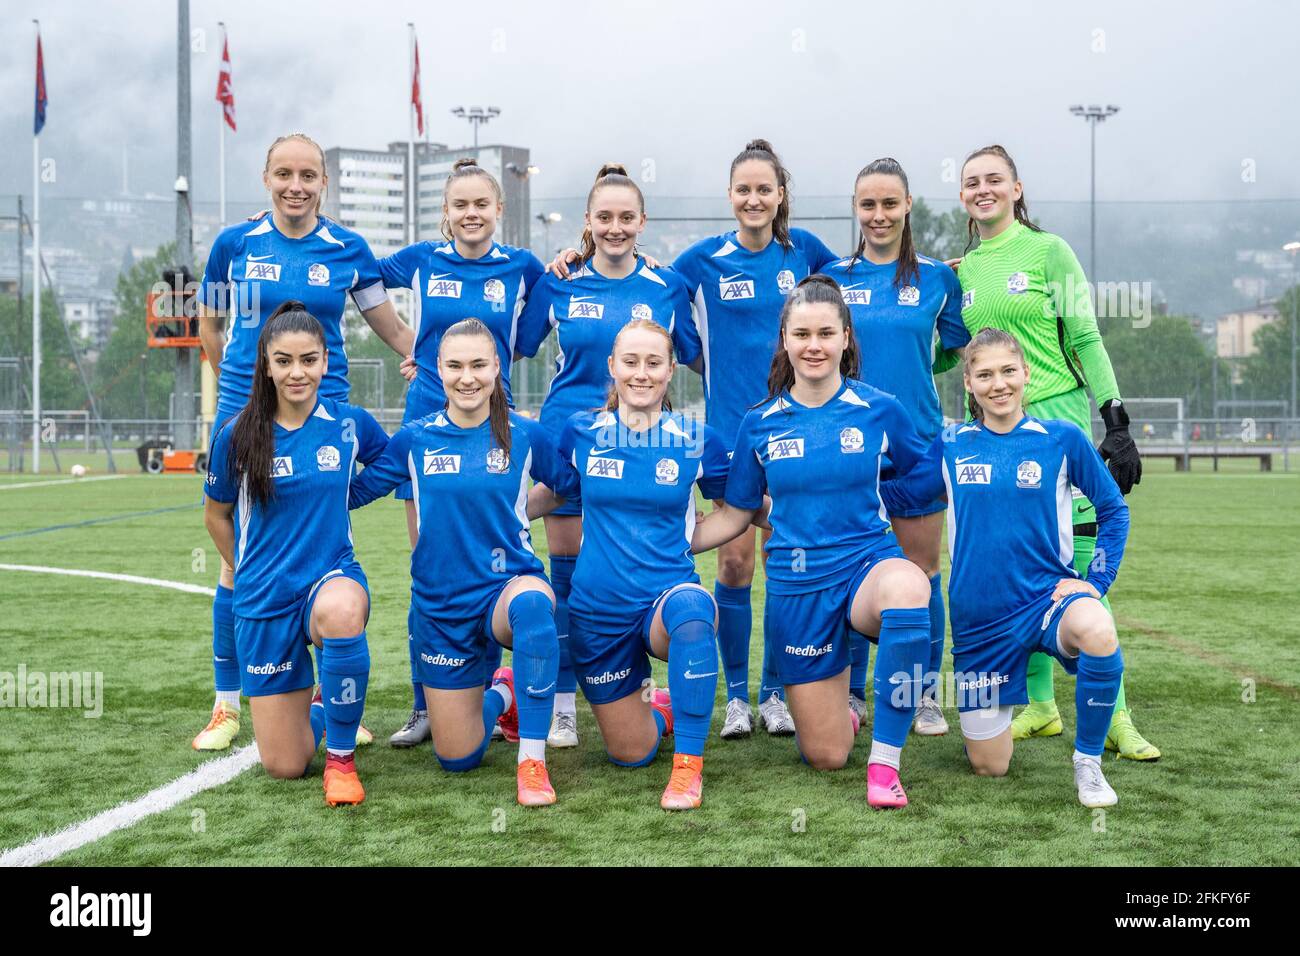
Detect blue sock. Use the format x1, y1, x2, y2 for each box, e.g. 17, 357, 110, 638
212, 585, 239, 692
407, 605, 423, 713
871, 607, 929, 748
310, 693, 325, 750
663, 588, 718, 758
509, 590, 559, 743
436, 685, 507, 772
550, 555, 578, 695
759, 630, 785, 702
713, 581, 752, 703
849, 630, 870, 699
607, 708, 666, 767
320, 634, 369, 755
926, 573, 945, 697
1074, 647, 1124, 757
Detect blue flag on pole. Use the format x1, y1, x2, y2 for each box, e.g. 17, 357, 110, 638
34, 34, 47, 135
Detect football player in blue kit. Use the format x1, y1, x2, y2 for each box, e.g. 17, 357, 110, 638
347, 319, 581, 807
671, 140, 839, 740
517, 164, 701, 752
822, 158, 970, 736
376, 157, 546, 749
881, 328, 1129, 808
692, 276, 934, 809
195, 133, 413, 752
546, 319, 731, 810
203, 302, 388, 806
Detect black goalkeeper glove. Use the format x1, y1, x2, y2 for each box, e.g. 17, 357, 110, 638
1098, 399, 1142, 494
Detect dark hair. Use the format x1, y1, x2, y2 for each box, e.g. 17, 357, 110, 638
730, 139, 792, 249
604, 319, 675, 412
848, 157, 919, 290
963, 326, 1027, 421
440, 158, 503, 242
961, 144, 1043, 253
439, 318, 512, 462
764, 275, 861, 402
228, 301, 326, 508
579, 163, 645, 264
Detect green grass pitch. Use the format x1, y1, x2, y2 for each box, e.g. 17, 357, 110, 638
1, 459, 1297, 866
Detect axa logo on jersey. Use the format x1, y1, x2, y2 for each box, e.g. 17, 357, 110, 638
270, 456, 293, 478
841, 288, 871, 306
955, 462, 990, 484
569, 297, 604, 319
244, 259, 281, 282
423, 449, 461, 474
427, 275, 462, 298
719, 274, 755, 300
586, 454, 625, 479
767, 436, 804, 460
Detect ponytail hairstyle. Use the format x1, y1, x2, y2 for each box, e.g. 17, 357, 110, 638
961, 144, 1043, 252
764, 275, 861, 402
730, 139, 793, 249
848, 157, 919, 290
962, 326, 1027, 422
579, 163, 645, 264
264, 132, 328, 215
440, 157, 504, 242
439, 318, 512, 462
228, 301, 326, 509
604, 319, 675, 412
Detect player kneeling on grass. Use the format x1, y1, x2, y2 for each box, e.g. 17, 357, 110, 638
881, 327, 1129, 808
203, 302, 388, 806
532, 320, 730, 810
691, 275, 934, 809
347, 319, 580, 807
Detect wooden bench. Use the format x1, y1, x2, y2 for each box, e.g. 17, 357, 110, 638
1139, 449, 1275, 472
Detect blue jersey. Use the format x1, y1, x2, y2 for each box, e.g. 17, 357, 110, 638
200, 216, 388, 415
519, 260, 700, 434
378, 241, 544, 407
671, 228, 838, 446
822, 254, 968, 443
725, 378, 928, 594
883, 416, 1129, 639
348, 410, 580, 619
559, 409, 730, 614
205, 398, 389, 619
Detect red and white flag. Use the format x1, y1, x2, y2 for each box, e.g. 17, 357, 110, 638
216, 36, 236, 131
411, 38, 424, 136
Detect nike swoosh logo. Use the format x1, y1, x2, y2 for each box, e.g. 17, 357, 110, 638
328, 697, 351, 706
214, 657, 230, 663
589, 447, 617, 457
887, 674, 906, 685
527, 682, 556, 695
424, 447, 448, 455
247, 253, 274, 261
684, 670, 719, 680
956, 455, 980, 465
767, 429, 796, 442
569, 295, 596, 302
430, 272, 452, 280
720, 272, 746, 282
728, 680, 747, 689
1086, 697, 1115, 707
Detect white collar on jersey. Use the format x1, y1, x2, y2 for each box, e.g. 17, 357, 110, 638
435, 242, 509, 260
838, 387, 870, 408
711, 239, 739, 258
315, 224, 345, 248
243, 216, 343, 247
1019, 419, 1048, 434
312, 402, 335, 422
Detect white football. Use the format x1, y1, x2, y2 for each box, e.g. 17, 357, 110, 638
71, 464, 87, 478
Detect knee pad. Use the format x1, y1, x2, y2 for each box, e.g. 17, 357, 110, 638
661, 586, 716, 631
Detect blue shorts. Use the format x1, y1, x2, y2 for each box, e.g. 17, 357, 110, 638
235, 564, 369, 697
765, 545, 905, 686
569, 591, 676, 705
413, 582, 516, 690
881, 453, 945, 519
951, 591, 1092, 713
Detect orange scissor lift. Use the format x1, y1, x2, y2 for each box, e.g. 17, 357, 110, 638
144, 279, 215, 474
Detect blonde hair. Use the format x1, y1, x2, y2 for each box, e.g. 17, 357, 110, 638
604, 319, 674, 411
264, 132, 328, 215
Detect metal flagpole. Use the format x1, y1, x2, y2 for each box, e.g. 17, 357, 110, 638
407, 23, 416, 246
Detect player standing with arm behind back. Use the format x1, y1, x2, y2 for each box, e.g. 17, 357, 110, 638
203, 302, 388, 805
193, 132, 412, 752
692, 277, 933, 809
671, 139, 839, 740
955, 145, 1156, 759
881, 328, 1130, 807
518, 164, 701, 751
822, 158, 970, 734
377, 158, 546, 749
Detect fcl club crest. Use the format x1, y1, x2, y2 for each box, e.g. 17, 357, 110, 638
839, 427, 864, 454
308, 263, 330, 287
316, 445, 341, 471
897, 285, 920, 306
632, 303, 652, 322
483, 279, 506, 303
655, 457, 679, 485
776, 269, 796, 294
1016, 460, 1042, 489
485, 447, 509, 474
1007, 272, 1029, 295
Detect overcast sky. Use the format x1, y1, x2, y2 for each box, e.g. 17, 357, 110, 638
2, 0, 1298, 213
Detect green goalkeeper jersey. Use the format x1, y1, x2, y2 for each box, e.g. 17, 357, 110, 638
958, 220, 1120, 409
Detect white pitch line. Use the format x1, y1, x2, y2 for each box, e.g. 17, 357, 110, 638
0, 564, 216, 597
0, 474, 130, 491
0, 744, 262, 867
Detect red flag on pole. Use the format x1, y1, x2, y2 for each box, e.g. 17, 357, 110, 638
411, 38, 424, 136
216, 36, 236, 131
34, 32, 48, 134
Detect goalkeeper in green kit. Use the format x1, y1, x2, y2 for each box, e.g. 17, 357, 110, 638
948, 144, 1159, 760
